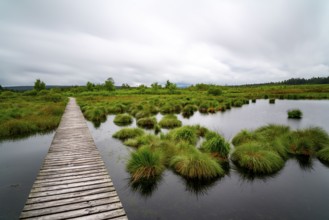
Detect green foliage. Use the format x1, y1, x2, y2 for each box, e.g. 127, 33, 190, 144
269, 98, 275, 104
182, 104, 198, 117
231, 143, 285, 174
112, 128, 144, 140
127, 146, 165, 182
208, 88, 222, 96
105, 77, 115, 91
86, 81, 95, 91
113, 113, 133, 125
137, 117, 157, 129
317, 147, 329, 162
200, 132, 230, 159
34, 79, 46, 91
288, 109, 303, 119
158, 115, 182, 129
170, 149, 224, 179
168, 126, 198, 145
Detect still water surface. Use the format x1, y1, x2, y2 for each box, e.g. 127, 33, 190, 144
0, 100, 328, 219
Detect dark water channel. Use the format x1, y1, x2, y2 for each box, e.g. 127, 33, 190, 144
89, 100, 329, 220
0, 100, 329, 219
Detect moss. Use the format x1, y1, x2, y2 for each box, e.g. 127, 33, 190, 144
159, 115, 182, 129
113, 113, 133, 125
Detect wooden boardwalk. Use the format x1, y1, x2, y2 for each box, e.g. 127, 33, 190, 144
20, 98, 127, 220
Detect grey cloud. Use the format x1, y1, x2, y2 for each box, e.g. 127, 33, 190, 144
0, 0, 328, 86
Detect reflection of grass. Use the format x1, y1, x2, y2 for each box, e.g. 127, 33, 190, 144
128, 175, 163, 197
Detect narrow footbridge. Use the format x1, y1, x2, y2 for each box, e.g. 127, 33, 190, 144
20, 98, 127, 220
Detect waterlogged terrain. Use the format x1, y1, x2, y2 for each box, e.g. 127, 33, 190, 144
89, 100, 329, 220
1, 100, 329, 219
0, 133, 55, 219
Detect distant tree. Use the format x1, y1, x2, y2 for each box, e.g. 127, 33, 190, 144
165, 80, 177, 93
138, 84, 147, 94
34, 79, 46, 91
86, 81, 95, 91
151, 82, 162, 91
104, 77, 115, 91
0, 85, 3, 91
121, 83, 130, 89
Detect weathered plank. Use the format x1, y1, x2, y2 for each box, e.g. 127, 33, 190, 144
20, 98, 127, 219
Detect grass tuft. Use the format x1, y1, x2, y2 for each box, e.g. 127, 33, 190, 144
113, 113, 133, 125
288, 109, 302, 119
159, 115, 182, 129
112, 128, 144, 140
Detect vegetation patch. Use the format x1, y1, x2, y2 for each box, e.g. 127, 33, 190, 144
113, 113, 133, 125
137, 117, 157, 129
200, 131, 230, 161
288, 109, 303, 119
158, 115, 182, 129
112, 128, 144, 140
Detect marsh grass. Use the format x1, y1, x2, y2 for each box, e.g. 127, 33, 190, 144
269, 98, 275, 104
168, 126, 198, 145
317, 147, 329, 163
127, 146, 165, 182
182, 104, 197, 118
200, 132, 230, 160
158, 115, 182, 129
288, 109, 302, 119
113, 113, 133, 125
170, 149, 224, 179
112, 128, 144, 140
231, 143, 284, 174
137, 117, 157, 129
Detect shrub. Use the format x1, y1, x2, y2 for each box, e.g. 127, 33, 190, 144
170, 149, 224, 179
231, 143, 284, 174
127, 146, 165, 182
137, 117, 157, 129
159, 115, 182, 129
113, 128, 144, 140
113, 113, 133, 125
288, 109, 302, 119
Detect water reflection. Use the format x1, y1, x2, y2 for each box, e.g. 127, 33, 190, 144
127, 176, 163, 198
180, 176, 222, 196
293, 155, 314, 171
232, 163, 281, 182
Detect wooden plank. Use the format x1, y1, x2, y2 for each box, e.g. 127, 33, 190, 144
20, 98, 127, 219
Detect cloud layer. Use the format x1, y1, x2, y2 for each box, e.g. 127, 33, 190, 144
1, 0, 329, 86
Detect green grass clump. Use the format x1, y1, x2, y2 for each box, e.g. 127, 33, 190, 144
170, 149, 224, 179
182, 104, 198, 118
287, 127, 329, 156
316, 147, 329, 163
135, 110, 151, 120
232, 130, 259, 146
84, 107, 107, 123
288, 109, 302, 119
137, 117, 157, 129
112, 128, 144, 140
200, 132, 230, 160
127, 146, 165, 182
168, 126, 198, 145
231, 143, 285, 174
269, 98, 275, 104
159, 115, 182, 129
113, 113, 133, 125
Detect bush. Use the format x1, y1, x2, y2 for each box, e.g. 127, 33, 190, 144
159, 115, 182, 129
288, 109, 302, 119
208, 88, 222, 96
113, 113, 133, 125
113, 128, 144, 140
127, 146, 165, 182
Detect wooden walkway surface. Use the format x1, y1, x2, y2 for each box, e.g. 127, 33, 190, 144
20, 98, 127, 220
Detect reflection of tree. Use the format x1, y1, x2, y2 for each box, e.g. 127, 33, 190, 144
294, 155, 314, 171
128, 176, 163, 198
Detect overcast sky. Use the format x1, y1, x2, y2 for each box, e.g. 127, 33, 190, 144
1, 0, 329, 86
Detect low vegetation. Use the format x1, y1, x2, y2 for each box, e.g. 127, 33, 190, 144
113, 113, 133, 125
112, 128, 144, 140
288, 109, 303, 119
158, 115, 182, 129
